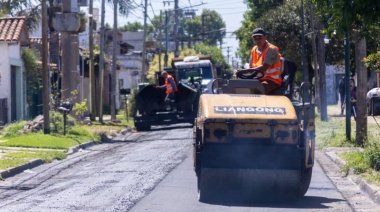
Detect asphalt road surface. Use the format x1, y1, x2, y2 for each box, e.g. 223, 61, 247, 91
0, 125, 379, 211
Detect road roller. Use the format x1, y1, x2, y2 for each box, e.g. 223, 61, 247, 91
193, 69, 315, 202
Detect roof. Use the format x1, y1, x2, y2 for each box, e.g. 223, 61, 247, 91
0, 16, 29, 44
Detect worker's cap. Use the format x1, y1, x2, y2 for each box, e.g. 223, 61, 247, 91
160, 71, 167, 76
251, 28, 266, 37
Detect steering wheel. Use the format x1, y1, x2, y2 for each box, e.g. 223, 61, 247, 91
235, 68, 265, 80
211, 79, 222, 94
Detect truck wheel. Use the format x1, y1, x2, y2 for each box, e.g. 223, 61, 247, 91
298, 167, 313, 197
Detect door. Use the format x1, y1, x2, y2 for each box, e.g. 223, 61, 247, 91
11, 65, 17, 122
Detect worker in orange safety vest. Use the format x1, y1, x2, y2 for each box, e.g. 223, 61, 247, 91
238, 28, 283, 95
157, 71, 178, 103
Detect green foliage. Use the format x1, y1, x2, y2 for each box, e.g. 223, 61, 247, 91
74, 99, 88, 116
151, 8, 225, 47
119, 21, 142, 31
363, 171, 380, 186
363, 52, 380, 73
147, 52, 175, 82
118, 21, 154, 34
66, 125, 95, 138
128, 89, 138, 117
49, 111, 76, 134
50, 111, 64, 133
2, 150, 66, 165
196, 9, 226, 46
21, 48, 42, 105
0, 121, 27, 137
364, 142, 380, 171
0, 134, 93, 149
341, 151, 370, 175
193, 44, 232, 76
110, 0, 137, 18
312, 0, 380, 35
235, 0, 303, 83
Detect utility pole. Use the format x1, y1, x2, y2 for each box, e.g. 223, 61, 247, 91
164, 10, 169, 68
174, 0, 179, 57
54, 0, 80, 120
111, 0, 118, 120
344, 0, 351, 140
301, 0, 307, 82
159, 10, 162, 71
99, 0, 106, 123
141, 0, 148, 82
226, 46, 232, 64
89, 0, 96, 121
42, 0, 50, 134
309, 3, 321, 115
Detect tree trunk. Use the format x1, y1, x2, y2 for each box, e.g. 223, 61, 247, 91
317, 24, 328, 121
354, 32, 367, 146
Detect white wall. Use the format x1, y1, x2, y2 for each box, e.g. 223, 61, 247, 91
0, 43, 10, 99
0, 42, 26, 122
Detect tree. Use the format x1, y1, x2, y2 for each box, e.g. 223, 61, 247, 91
235, 0, 305, 84
149, 8, 225, 48
193, 43, 231, 76
184, 9, 225, 47
312, 0, 380, 145
118, 21, 154, 34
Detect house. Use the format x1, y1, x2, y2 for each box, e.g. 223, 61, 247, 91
0, 17, 29, 125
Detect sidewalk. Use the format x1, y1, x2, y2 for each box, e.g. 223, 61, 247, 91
318, 104, 380, 205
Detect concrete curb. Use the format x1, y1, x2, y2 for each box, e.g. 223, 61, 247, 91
0, 131, 133, 179
322, 147, 380, 205
0, 159, 44, 179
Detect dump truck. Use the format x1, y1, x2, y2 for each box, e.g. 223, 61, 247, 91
134, 56, 214, 131
193, 68, 315, 202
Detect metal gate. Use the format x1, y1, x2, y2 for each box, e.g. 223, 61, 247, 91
0, 98, 8, 126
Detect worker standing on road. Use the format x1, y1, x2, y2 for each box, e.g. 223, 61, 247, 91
245, 28, 283, 95
156, 71, 178, 108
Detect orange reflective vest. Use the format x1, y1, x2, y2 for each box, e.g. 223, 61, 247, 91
251, 42, 282, 85
165, 75, 178, 94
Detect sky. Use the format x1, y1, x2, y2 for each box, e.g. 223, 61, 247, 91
91, 0, 248, 63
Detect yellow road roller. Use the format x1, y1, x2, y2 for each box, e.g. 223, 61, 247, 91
193, 69, 315, 202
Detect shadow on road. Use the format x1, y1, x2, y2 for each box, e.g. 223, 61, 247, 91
202, 194, 346, 209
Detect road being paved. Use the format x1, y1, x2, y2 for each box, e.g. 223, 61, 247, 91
0, 125, 378, 212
